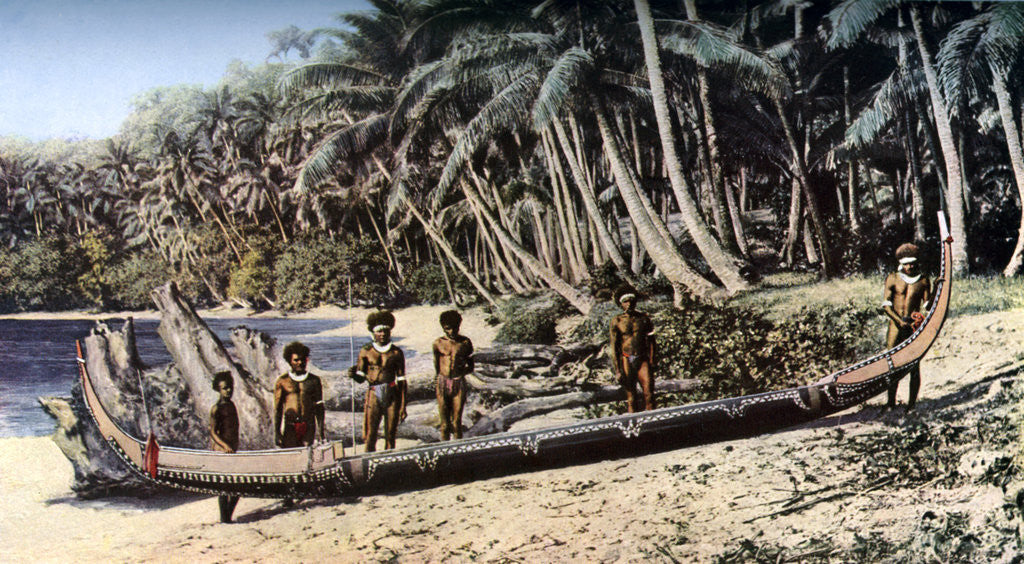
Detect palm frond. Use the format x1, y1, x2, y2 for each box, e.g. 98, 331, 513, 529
431, 72, 539, 210
294, 113, 391, 195
826, 0, 902, 50
533, 47, 594, 129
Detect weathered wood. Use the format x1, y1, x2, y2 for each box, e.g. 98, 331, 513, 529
466, 379, 701, 436
151, 282, 273, 449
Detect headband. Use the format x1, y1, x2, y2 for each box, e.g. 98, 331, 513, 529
372, 324, 391, 332
619, 293, 636, 303
899, 257, 917, 265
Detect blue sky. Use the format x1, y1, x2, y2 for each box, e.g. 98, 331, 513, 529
0, 0, 370, 140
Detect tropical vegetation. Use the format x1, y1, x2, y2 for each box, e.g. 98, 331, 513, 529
2, 0, 1022, 315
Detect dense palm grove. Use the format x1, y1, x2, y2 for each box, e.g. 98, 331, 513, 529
2, 0, 1022, 314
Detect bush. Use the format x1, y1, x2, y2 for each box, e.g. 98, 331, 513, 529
404, 264, 449, 305
228, 235, 280, 306
654, 296, 879, 402
493, 292, 569, 345
273, 233, 389, 311
0, 235, 86, 312
105, 250, 177, 310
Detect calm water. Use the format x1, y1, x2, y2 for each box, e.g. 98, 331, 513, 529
0, 317, 384, 438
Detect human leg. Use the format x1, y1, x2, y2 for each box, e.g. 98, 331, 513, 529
364, 389, 383, 453
383, 398, 401, 450
451, 383, 466, 439
637, 361, 655, 411
218, 495, 239, 523
907, 365, 921, 409
437, 377, 452, 441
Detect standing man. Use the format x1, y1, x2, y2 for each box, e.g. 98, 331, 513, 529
210, 371, 240, 523
433, 310, 474, 441
350, 311, 407, 452
274, 341, 326, 448
882, 243, 931, 409
609, 285, 657, 413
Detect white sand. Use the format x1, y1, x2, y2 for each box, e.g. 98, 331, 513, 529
2, 307, 1022, 562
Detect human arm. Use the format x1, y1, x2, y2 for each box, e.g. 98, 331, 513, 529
433, 340, 442, 377
314, 377, 326, 442
398, 349, 407, 422
273, 378, 284, 447
465, 339, 475, 374
609, 319, 623, 380
881, 274, 907, 328
348, 348, 367, 383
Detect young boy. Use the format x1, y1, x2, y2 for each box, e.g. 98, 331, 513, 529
209, 371, 240, 523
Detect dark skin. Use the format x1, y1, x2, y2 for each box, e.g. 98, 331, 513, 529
609, 297, 656, 413
273, 353, 326, 447
209, 380, 237, 453
357, 327, 407, 452
433, 322, 474, 440
882, 258, 932, 408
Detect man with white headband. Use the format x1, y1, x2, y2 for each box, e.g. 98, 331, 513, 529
349, 310, 407, 452
882, 243, 932, 409
609, 284, 657, 413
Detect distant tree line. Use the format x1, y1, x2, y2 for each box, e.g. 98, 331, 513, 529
1, 0, 1022, 314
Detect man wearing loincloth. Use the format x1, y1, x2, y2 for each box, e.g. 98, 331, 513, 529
882, 243, 932, 409
610, 285, 657, 413
209, 371, 240, 523
273, 341, 326, 448
433, 310, 474, 441
350, 311, 407, 452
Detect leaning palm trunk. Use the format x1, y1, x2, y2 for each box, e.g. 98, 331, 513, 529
404, 198, 498, 308
993, 71, 1024, 276
843, 66, 861, 235
593, 99, 722, 302
910, 5, 968, 275
460, 179, 594, 314
550, 122, 637, 285
633, 0, 749, 295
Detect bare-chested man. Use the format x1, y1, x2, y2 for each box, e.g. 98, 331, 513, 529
433, 310, 474, 440
610, 285, 657, 413
350, 311, 407, 452
209, 371, 239, 523
882, 243, 931, 409
273, 341, 326, 448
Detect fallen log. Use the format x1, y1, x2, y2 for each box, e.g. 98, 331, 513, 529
152, 282, 272, 449
466, 379, 701, 436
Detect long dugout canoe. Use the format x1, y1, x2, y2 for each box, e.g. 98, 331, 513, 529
78, 213, 954, 499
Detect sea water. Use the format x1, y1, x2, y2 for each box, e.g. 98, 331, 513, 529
0, 317, 382, 438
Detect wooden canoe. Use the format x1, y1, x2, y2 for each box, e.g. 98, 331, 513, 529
77, 214, 954, 499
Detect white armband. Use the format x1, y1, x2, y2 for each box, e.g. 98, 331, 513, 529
396, 376, 407, 382
881, 300, 893, 307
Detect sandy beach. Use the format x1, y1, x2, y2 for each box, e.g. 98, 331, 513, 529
2, 305, 1022, 562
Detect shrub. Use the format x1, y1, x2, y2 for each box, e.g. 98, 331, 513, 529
105, 250, 177, 310
403, 264, 449, 305
493, 292, 569, 345
228, 236, 280, 307
0, 235, 86, 312
273, 233, 388, 311
654, 296, 879, 402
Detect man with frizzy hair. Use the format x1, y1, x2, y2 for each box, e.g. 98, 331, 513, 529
609, 284, 657, 413
273, 341, 326, 448
433, 309, 474, 440
882, 243, 932, 409
349, 311, 407, 452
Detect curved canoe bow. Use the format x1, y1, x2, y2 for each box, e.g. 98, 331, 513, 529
78, 214, 954, 499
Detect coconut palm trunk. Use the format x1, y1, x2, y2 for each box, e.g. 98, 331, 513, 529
993, 71, 1024, 276
909, 5, 968, 274
633, 0, 749, 295
593, 98, 722, 302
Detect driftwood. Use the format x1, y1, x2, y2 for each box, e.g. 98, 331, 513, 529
466, 379, 701, 436
152, 283, 273, 449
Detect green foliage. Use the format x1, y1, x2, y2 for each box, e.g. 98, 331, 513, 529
655, 297, 879, 401
403, 263, 470, 305
105, 250, 177, 310
76, 230, 114, 308
273, 233, 388, 311
0, 235, 86, 312
228, 236, 281, 306
566, 299, 621, 344
493, 292, 570, 345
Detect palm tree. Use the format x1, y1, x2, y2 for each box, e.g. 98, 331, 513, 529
937, 3, 1024, 275
829, 0, 970, 274
633, 0, 750, 293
